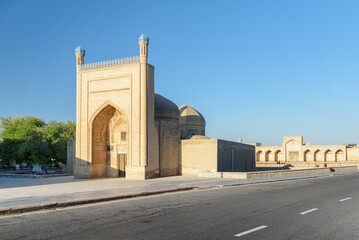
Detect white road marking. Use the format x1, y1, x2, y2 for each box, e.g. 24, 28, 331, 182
300, 208, 318, 215
339, 197, 352, 202
234, 225, 268, 237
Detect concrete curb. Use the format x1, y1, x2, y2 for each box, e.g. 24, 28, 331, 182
0, 186, 194, 216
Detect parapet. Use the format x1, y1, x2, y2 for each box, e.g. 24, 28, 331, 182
80, 56, 140, 70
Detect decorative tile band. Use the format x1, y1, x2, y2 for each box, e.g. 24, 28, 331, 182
81, 56, 140, 70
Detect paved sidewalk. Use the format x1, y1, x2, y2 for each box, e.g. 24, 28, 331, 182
1, 170, 358, 215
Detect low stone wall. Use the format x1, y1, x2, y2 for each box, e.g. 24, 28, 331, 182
197, 166, 358, 179
256, 161, 359, 169
244, 166, 357, 179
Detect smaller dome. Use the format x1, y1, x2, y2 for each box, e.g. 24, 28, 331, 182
155, 93, 180, 120
75, 46, 85, 54
190, 135, 210, 140
139, 33, 149, 42
179, 105, 206, 127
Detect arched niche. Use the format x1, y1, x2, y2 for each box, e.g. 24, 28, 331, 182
91, 105, 128, 178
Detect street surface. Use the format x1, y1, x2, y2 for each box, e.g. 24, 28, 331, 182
1, 173, 359, 240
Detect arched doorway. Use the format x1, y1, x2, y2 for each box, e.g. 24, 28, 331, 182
265, 150, 273, 162
324, 150, 333, 162
275, 150, 282, 162
335, 150, 344, 162
92, 105, 128, 178
314, 150, 322, 162
256, 151, 262, 162
304, 150, 311, 162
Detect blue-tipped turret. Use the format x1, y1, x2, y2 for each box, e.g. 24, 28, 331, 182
139, 34, 149, 42
75, 46, 85, 54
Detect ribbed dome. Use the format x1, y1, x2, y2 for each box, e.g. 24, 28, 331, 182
154, 93, 180, 120
179, 105, 206, 127
75, 46, 85, 54
139, 33, 149, 42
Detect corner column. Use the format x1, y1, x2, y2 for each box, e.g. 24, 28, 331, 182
139, 35, 149, 167
74, 46, 88, 178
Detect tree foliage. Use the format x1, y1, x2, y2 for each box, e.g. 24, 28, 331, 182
0, 116, 75, 168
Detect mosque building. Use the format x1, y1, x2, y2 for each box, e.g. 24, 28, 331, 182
72, 34, 255, 179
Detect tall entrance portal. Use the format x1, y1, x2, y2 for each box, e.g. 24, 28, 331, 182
92, 105, 128, 178
75, 34, 173, 180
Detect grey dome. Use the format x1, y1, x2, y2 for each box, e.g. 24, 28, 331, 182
179, 105, 206, 127
155, 93, 180, 120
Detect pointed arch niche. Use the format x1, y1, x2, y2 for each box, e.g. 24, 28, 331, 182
275, 150, 282, 162
304, 150, 311, 162
335, 150, 344, 162
91, 105, 128, 178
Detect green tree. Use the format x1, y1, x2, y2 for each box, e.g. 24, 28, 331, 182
18, 127, 52, 173
0, 138, 19, 166
0, 116, 75, 169
45, 120, 76, 164
0, 116, 45, 166
0, 116, 45, 140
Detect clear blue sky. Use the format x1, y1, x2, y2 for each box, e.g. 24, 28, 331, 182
1, 0, 358, 146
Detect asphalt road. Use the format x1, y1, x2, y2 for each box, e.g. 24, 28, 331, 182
1, 173, 359, 240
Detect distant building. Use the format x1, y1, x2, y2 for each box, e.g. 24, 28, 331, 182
255, 136, 359, 166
